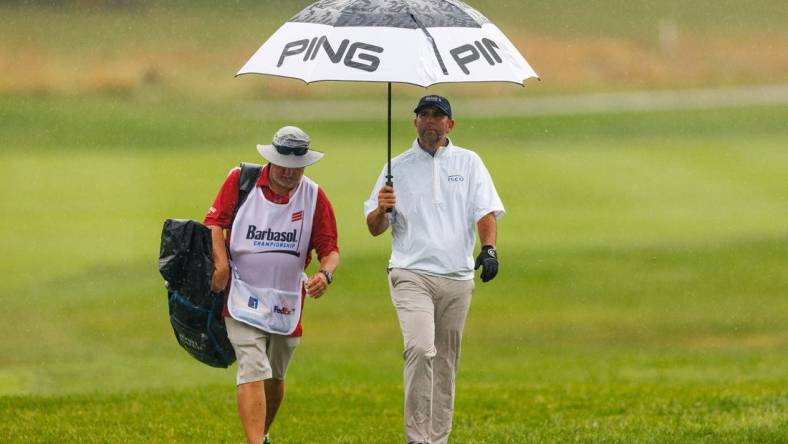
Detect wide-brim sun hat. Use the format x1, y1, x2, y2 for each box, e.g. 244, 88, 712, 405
256, 126, 324, 168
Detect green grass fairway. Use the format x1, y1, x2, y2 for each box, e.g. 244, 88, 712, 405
0, 97, 787, 442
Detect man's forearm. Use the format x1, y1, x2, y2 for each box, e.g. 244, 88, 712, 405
209, 225, 228, 257
207, 225, 230, 292
318, 250, 340, 274
366, 208, 390, 236
477, 212, 497, 248
209, 225, 229, 272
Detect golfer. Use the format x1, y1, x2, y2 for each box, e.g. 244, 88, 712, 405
364, 95, 504, 444
205, 126, 339, 444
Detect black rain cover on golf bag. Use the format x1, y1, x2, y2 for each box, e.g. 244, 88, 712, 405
158, 162, 263, 368
159, 219, 235, 368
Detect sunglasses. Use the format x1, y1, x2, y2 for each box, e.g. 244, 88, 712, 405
274, 144, 308, 156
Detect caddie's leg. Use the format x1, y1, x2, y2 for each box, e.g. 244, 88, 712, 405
389, 268, 437, 444
263, 333, 299, 435
430, 277, 473, 444
226, 317, 275, 444
263, 379, 284, 435
237, 381, 266, 443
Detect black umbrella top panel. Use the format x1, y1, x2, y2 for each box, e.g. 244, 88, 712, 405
289, 0, 490, 28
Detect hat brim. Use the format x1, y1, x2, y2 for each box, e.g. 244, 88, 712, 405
256, 145, 324, 168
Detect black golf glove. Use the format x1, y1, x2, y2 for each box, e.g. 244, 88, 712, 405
474, 245, 498, 282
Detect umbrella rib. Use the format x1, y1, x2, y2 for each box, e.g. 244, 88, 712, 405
408, 11, 449, 76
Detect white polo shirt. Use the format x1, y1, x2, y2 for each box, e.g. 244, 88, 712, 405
364, 139, 505, 280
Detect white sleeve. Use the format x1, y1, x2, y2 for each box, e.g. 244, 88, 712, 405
363, 164, 389, 217
471, 154, 505, 222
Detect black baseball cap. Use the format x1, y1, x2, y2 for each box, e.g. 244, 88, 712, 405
414, 95, 452, 119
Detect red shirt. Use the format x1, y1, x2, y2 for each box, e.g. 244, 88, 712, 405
204, 164, 339, 336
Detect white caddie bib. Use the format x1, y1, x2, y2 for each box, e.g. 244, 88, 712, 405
227, 176, 317, 335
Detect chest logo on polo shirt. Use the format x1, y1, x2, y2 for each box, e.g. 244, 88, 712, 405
448, 174, 465, 182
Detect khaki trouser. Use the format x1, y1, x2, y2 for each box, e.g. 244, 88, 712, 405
388, 268, 474, 444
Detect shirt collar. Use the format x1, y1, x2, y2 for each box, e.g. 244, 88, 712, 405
412, 138, 453, 157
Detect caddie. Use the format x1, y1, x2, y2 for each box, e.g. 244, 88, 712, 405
205, 126, 340, 444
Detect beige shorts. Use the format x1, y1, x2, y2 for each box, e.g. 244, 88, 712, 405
225, 317, 300, 385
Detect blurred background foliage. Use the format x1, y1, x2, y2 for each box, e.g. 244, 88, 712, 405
1, 0, 786, 101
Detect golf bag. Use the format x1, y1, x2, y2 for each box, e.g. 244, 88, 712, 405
158, 162, 263, 368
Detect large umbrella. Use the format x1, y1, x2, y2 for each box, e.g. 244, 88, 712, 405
237, 0, 539, 185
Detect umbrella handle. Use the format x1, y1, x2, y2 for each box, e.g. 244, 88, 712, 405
385, 180, 393, 213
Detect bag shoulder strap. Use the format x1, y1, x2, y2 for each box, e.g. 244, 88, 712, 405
232, 162, 263, 223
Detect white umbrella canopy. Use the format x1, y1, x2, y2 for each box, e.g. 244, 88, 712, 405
237, 0, 538, 86
237, 0, 539, 185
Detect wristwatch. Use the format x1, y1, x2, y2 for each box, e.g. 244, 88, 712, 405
320, 269, 333, 285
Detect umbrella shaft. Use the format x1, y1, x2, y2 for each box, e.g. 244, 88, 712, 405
386, 82, 393, 186
386, 82, 393, 213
